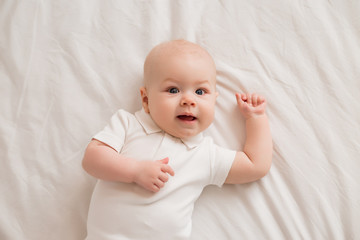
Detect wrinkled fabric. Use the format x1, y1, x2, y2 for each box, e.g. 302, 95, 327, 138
1, 1, 359, 239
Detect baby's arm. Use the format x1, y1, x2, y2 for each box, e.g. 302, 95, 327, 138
82, 139, 174, 192
225, 93, 272, 184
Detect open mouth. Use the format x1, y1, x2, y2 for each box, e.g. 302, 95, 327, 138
177, 115, 197, 121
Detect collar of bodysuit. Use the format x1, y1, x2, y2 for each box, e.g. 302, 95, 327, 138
135, 108, 203, 149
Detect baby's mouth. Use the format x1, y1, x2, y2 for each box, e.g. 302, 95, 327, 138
177, 115, 197, 121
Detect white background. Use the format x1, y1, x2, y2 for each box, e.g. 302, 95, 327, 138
1, 1, 359, 239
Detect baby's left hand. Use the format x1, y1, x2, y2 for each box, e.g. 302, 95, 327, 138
236, 93, 266, 119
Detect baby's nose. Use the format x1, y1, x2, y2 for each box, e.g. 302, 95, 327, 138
180, 94, 196, 106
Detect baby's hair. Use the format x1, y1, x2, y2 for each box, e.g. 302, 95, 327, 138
155, 39, 208, 56
143, 40, 215, 86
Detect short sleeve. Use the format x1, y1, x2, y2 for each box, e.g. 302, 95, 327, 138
92, 110, 130, 153
209, 142, 236, 187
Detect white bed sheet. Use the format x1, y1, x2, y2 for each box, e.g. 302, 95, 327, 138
1, 1, 360, 239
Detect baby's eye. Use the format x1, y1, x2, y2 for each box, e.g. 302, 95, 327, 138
168, 88, 179, 94
195, 89, 205, 95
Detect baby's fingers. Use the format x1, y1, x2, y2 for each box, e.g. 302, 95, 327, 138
161, 163, 175, 176
252, 93, 264, 107
235, 93, 242, 105
154, 179, 165, 189
247, 93, 266, 107
149, 184, 160, 193
236, 93, 247, 105
158, 172, 169, 183
259, 96, 265, 106
236, 93, 249, 111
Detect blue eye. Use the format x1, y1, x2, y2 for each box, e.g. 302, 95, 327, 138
169, 88, 179, 94
195, 89, 205, 95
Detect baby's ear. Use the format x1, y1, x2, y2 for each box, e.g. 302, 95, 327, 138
140, 87, 150, 113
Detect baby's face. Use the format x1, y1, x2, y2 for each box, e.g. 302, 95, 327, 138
141, 50, 218, 139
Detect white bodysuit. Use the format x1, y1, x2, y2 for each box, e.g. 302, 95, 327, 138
85, 109, 236, 240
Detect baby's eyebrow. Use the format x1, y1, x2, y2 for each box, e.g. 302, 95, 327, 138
196, 80, 210, 84
162, 78, 213, 87
163, 78, 179, 83
197, 80, 217, 89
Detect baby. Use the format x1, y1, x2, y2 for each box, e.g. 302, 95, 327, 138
82, 40, 272, 240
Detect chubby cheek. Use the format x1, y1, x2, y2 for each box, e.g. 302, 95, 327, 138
203, 111, 215, 127
201, 104, 216, 125
148, 99, 174, 123
150, 98, 170, 113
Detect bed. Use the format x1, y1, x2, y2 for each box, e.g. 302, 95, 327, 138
1, 1, 360, 239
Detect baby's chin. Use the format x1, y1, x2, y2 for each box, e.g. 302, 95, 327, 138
168, 129, 202, 140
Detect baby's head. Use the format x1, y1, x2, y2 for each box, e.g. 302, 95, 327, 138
140, 40, 218, 139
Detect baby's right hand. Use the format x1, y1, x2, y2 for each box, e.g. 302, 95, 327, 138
133, 157, 175, 193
